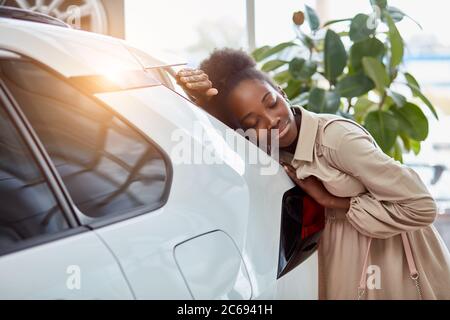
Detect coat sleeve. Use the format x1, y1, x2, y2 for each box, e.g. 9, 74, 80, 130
324, 122, 437, 239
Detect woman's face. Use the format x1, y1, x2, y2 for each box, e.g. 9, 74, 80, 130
227, 79, 298, 148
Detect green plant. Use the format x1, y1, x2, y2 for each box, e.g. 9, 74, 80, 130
251, 0, 437, 162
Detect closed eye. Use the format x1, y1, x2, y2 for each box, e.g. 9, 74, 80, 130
243, 118, 260, 130
269, 97, 278, 108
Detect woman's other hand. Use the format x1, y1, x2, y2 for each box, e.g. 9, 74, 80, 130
176, 68, 218, 106
283, 163, 350, 210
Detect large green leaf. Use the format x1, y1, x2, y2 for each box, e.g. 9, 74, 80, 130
300, 60, 318, 80
386, 89, 406, 107
323, 18, 352, 27
289, 58, 305, 77
399, 132, 411, 152
308, 88, 341, 114
251, 46, 271, 62
404, 81, 439, 119
404, 72, 420, 89
365, 110, 399, 152
410, 139, 421, 155
392, 140, 403, 162
284, 79, 303, 100
289, 58, 317, 81
386, 14, 404, 70
362, 57, 389, 94
392, 103, 429, 141
336, 73, 375, 98
261, 59, 288, 72
403, 72, 438, 119
412, 89, 439, 120
383, 6, 422, 28
354, 97, 377, 123
386, 6, 405, 22
350, 37, 385, 71
305, 5, 320, 31
349, 14, 376, 42
273, 70, 292, 85
324, 30, 347, 83
252, 42, 297, 62
291, 92, 310, 107
299, 34, 315, 50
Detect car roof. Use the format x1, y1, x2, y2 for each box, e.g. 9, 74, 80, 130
0, 15, 186, 78
0, 6, 70, 28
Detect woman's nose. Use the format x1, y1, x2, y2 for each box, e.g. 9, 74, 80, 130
268, 116, 281, 130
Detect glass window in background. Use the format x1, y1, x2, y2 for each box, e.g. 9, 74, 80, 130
124, 0, 247, 66
254, 0, 317, 47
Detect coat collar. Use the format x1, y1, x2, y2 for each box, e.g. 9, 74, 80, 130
293, 107, 319, 163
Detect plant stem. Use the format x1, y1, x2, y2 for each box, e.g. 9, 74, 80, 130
379, 92, 387, 110
347, 98, 353, 113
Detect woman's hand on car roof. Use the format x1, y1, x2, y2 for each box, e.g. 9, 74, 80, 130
176, 68, 218, 106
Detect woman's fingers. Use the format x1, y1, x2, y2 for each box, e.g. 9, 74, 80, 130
282, 162, 296, 172
179, 74, 208, 83
177, 69, 208, 84
283, 163, 298, 177
206, 88, 219, 97
186, 80, 212, 90
282, 164, 303, 185
176, 68, 219, 99
285, 169, 298, 183
280, 165, 332, 207
177, 68, 204, 77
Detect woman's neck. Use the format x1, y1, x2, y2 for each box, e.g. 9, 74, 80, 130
283, 108, 302, 155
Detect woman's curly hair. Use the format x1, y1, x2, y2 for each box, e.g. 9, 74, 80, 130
199, 48, 277, 126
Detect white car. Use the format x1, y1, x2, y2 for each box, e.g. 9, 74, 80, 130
0, 7, 320, 299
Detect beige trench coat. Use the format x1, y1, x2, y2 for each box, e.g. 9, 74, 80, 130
287, 106, 450, 300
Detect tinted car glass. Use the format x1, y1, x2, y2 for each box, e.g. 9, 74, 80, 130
1, 60, 170, 220
0, 99, 68, 253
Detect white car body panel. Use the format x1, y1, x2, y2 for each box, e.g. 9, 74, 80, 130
174, 230, 252, 300
276, 252, 318, 299
95, 87, 316, 299
0, 231, 134, 299
96, 87, 288, 298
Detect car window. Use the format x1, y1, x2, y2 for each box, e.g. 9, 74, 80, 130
0, 60, 170, 221
0, 99, 69, 253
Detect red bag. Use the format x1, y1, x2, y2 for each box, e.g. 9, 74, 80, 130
301, 195, 325, 240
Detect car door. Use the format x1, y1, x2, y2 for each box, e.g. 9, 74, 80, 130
0, 59, 134, 300
0, 56, 194, 299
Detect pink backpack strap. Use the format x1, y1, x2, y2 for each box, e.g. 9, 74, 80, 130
358, 233, 422, 300
357, 238, 373, 299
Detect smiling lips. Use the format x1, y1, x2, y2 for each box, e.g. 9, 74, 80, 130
276, 120, 291, 140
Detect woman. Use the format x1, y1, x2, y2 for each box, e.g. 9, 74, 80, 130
176, 48, 450, 299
